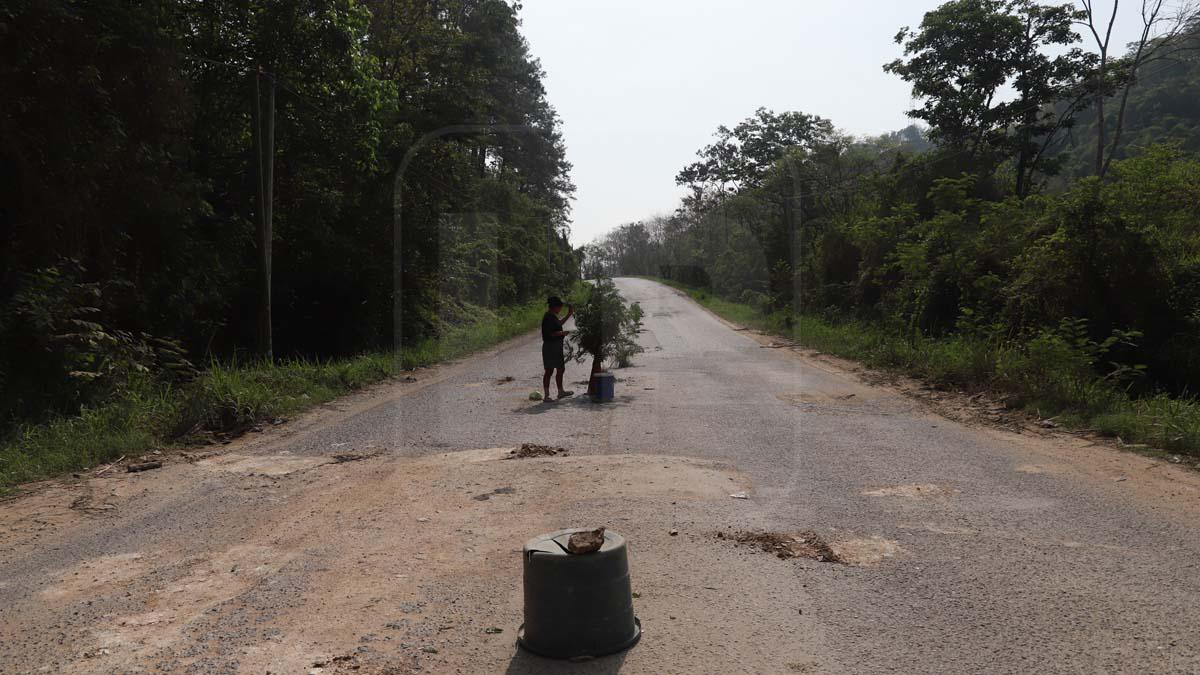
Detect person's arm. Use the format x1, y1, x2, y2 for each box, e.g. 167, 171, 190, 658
544, 312, 569, 338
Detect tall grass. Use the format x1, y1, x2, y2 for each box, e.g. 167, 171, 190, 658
657, 278, 1200, 459
0, 301, 544, 491
397, 303, 544, 369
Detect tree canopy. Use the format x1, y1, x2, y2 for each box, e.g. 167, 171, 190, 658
0, 0, 576, 427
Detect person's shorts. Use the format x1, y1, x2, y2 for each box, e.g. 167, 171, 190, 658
542, 341, 565, 370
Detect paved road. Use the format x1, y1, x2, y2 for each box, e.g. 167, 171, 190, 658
3, 277, 1200, 672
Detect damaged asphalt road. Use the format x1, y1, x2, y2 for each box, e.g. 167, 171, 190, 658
2, 277, 1200, 673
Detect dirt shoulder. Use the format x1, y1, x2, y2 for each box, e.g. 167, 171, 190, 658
2, 447, 840, 673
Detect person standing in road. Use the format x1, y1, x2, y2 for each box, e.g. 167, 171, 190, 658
542, 296, 574, 401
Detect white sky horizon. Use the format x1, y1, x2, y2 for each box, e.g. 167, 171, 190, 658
516, 1, 1150, 246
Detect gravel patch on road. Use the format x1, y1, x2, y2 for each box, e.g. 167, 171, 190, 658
719, 530, 842, 563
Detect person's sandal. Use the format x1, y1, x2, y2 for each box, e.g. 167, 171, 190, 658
557, 390, 575, 399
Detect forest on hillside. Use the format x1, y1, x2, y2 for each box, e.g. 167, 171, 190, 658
0, 0, 577, 430
587, 1, 1200, 402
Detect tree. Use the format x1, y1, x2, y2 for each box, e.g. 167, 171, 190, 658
1079, 0, 1200, 177
885, 0, 1094, 195
676, 108, 836, 193
0, 0, 578, 428
568, 278, 643, 394
370, 0, 577, 338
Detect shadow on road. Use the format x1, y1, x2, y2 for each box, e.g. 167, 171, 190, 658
515, 395, 635, 415
504, 646, 628, 674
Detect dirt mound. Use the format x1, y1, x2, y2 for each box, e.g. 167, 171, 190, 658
719, 530, 841, 563
507, 443, 568, 459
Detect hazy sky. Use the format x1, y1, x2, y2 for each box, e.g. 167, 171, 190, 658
517, 1, 1146, 246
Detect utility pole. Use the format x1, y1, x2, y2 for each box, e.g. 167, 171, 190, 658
252, 66, 275, 361
783, 155, 802, 323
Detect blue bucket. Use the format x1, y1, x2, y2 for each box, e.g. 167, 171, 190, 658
592, 372, 615, 401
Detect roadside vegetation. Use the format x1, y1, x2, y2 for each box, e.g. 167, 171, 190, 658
0, 301, 544, 491
590, 2, 1200, 458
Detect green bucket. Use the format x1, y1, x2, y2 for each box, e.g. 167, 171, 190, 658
518, 528, 642, 660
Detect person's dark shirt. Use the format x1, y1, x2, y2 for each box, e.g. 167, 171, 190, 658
542, 311, 563, 343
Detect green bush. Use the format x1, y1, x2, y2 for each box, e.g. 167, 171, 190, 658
0, 264, 198, 430
569, 277, 644, 371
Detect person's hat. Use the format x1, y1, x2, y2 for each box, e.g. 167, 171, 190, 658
547, 296, 563, 307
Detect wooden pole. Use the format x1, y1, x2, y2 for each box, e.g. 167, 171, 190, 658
253, 67, 275, 361
264, 71, 275, 361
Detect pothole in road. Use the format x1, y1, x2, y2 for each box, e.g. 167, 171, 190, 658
198, 453, 328, 476
777, 392, 862, 407
471, 486, 516, 501
863, 483, 956, 499
829, 536, 903, 566
42, 552, 149, 601
717, 530, 842, 563
1015, 463, 1057, 474
330, 451, 380, 464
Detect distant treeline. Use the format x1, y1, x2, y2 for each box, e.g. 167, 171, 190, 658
585, 2, 1200, 396
0, 0, 577, 428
